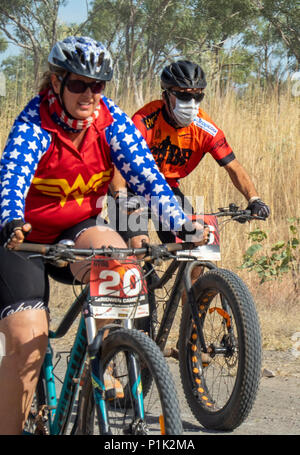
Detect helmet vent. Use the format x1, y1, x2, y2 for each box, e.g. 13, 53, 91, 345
97, 52, 104, 68
75, 47, 86, 66
63, 50, 72, 62
90, 52, 95, 67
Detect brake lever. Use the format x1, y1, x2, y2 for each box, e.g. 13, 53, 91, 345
233, 213, 266, 223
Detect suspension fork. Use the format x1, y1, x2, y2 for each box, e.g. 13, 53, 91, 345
84, 302, 111, 435
183, 261, 216, 354
85, 313, 146, 434
123, 320, 145, 423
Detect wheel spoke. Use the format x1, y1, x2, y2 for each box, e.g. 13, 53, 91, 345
178, 269, 261, 431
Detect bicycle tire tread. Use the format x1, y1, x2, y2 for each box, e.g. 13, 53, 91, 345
179, 268, 261, 430
77, 328, 183, 435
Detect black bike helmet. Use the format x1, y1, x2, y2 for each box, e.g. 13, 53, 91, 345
161, 60, 206, 89
48, 36, 113, 81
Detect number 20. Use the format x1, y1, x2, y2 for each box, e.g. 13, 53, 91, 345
98, 268, 142, 297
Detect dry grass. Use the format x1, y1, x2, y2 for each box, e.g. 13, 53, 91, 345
1, 82, 299, 351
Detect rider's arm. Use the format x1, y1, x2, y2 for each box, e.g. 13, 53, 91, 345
0, 95, 51, 229
224, 159, 259, 202
109, 166, 128, 197
224, 159, 270, 218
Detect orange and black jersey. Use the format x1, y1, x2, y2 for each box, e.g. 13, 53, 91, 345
132, 100, 235, 187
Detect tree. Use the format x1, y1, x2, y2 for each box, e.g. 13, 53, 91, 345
250, 0, 300, 66
240, 17, 288, 89
85, 0, 188, 105
0, 0, 67, 86
86, 0, 261, 102
0, 33, 8, 53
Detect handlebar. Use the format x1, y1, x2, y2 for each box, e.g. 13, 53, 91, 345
13, 241, 196, 264
210, 203, 265, 221
12, 203, 265, 264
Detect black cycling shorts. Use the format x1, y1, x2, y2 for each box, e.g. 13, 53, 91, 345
0, 216, 100, 320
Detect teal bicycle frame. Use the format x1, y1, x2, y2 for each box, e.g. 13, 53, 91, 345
30, 284, 145, 435
40, 286, 88, 435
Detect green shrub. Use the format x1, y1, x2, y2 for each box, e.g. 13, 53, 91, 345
241, 218, 299, 288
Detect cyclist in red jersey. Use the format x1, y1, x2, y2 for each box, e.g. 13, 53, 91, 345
111, 60, 270, 247
0, 42, 204, 434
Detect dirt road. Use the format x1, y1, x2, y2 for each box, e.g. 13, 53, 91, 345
52, 324, 300, 436
167, 349, 300, 435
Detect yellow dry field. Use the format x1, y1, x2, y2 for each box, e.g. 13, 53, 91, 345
0, 83, 299, 351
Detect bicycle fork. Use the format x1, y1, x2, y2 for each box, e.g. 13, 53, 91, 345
184, 262, 209, 355
84, 307, 146, 435
123, 320, 147, 435
184, 262, 235, 359
84, 305, 111, 435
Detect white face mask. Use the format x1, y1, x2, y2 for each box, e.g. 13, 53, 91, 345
172, 98, 200, 127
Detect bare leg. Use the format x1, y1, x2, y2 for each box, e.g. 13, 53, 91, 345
71, 225, 128, 396
70, 224, 127, 281
70, 225, 128, 331
0, 309, 49, 434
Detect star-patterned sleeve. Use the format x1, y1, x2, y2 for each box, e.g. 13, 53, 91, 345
0, 95, 52, 228
102, 96, 190, 233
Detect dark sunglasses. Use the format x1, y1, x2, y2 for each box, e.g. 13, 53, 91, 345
169, 90, 205, 103
61, 78, 105, 94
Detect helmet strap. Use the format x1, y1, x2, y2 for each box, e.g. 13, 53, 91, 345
57, 72, 77, 119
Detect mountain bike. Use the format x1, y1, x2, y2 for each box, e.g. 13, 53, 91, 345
16, 241, 188, 435
137, 203, 263, 431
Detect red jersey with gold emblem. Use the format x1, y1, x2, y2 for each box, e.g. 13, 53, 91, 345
22, 95, 114, 242
132, 100, 235, 187
1, 94, 193, 242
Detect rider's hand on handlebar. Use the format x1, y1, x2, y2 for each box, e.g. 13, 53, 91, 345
189, 222, 210, 246
0, 220, 32, 249
247, 198, 270, 219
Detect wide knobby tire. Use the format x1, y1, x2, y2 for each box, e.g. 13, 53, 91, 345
178, 268, 262, 431
76, 328, 183, 435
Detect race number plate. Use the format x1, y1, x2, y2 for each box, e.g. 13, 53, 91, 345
176, 215, 221, 261
89, 257, 149, 319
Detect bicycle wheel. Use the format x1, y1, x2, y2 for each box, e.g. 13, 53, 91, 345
178, 268, 261, 431
76, 328, 182, 435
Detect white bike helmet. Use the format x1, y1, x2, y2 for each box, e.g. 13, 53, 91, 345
48, 36, 113, 81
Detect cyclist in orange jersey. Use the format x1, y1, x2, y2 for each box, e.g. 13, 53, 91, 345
108, 60, 270, 362
110, 60, 270, 248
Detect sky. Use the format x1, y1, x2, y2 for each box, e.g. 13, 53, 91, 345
0, 0, 89, 63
